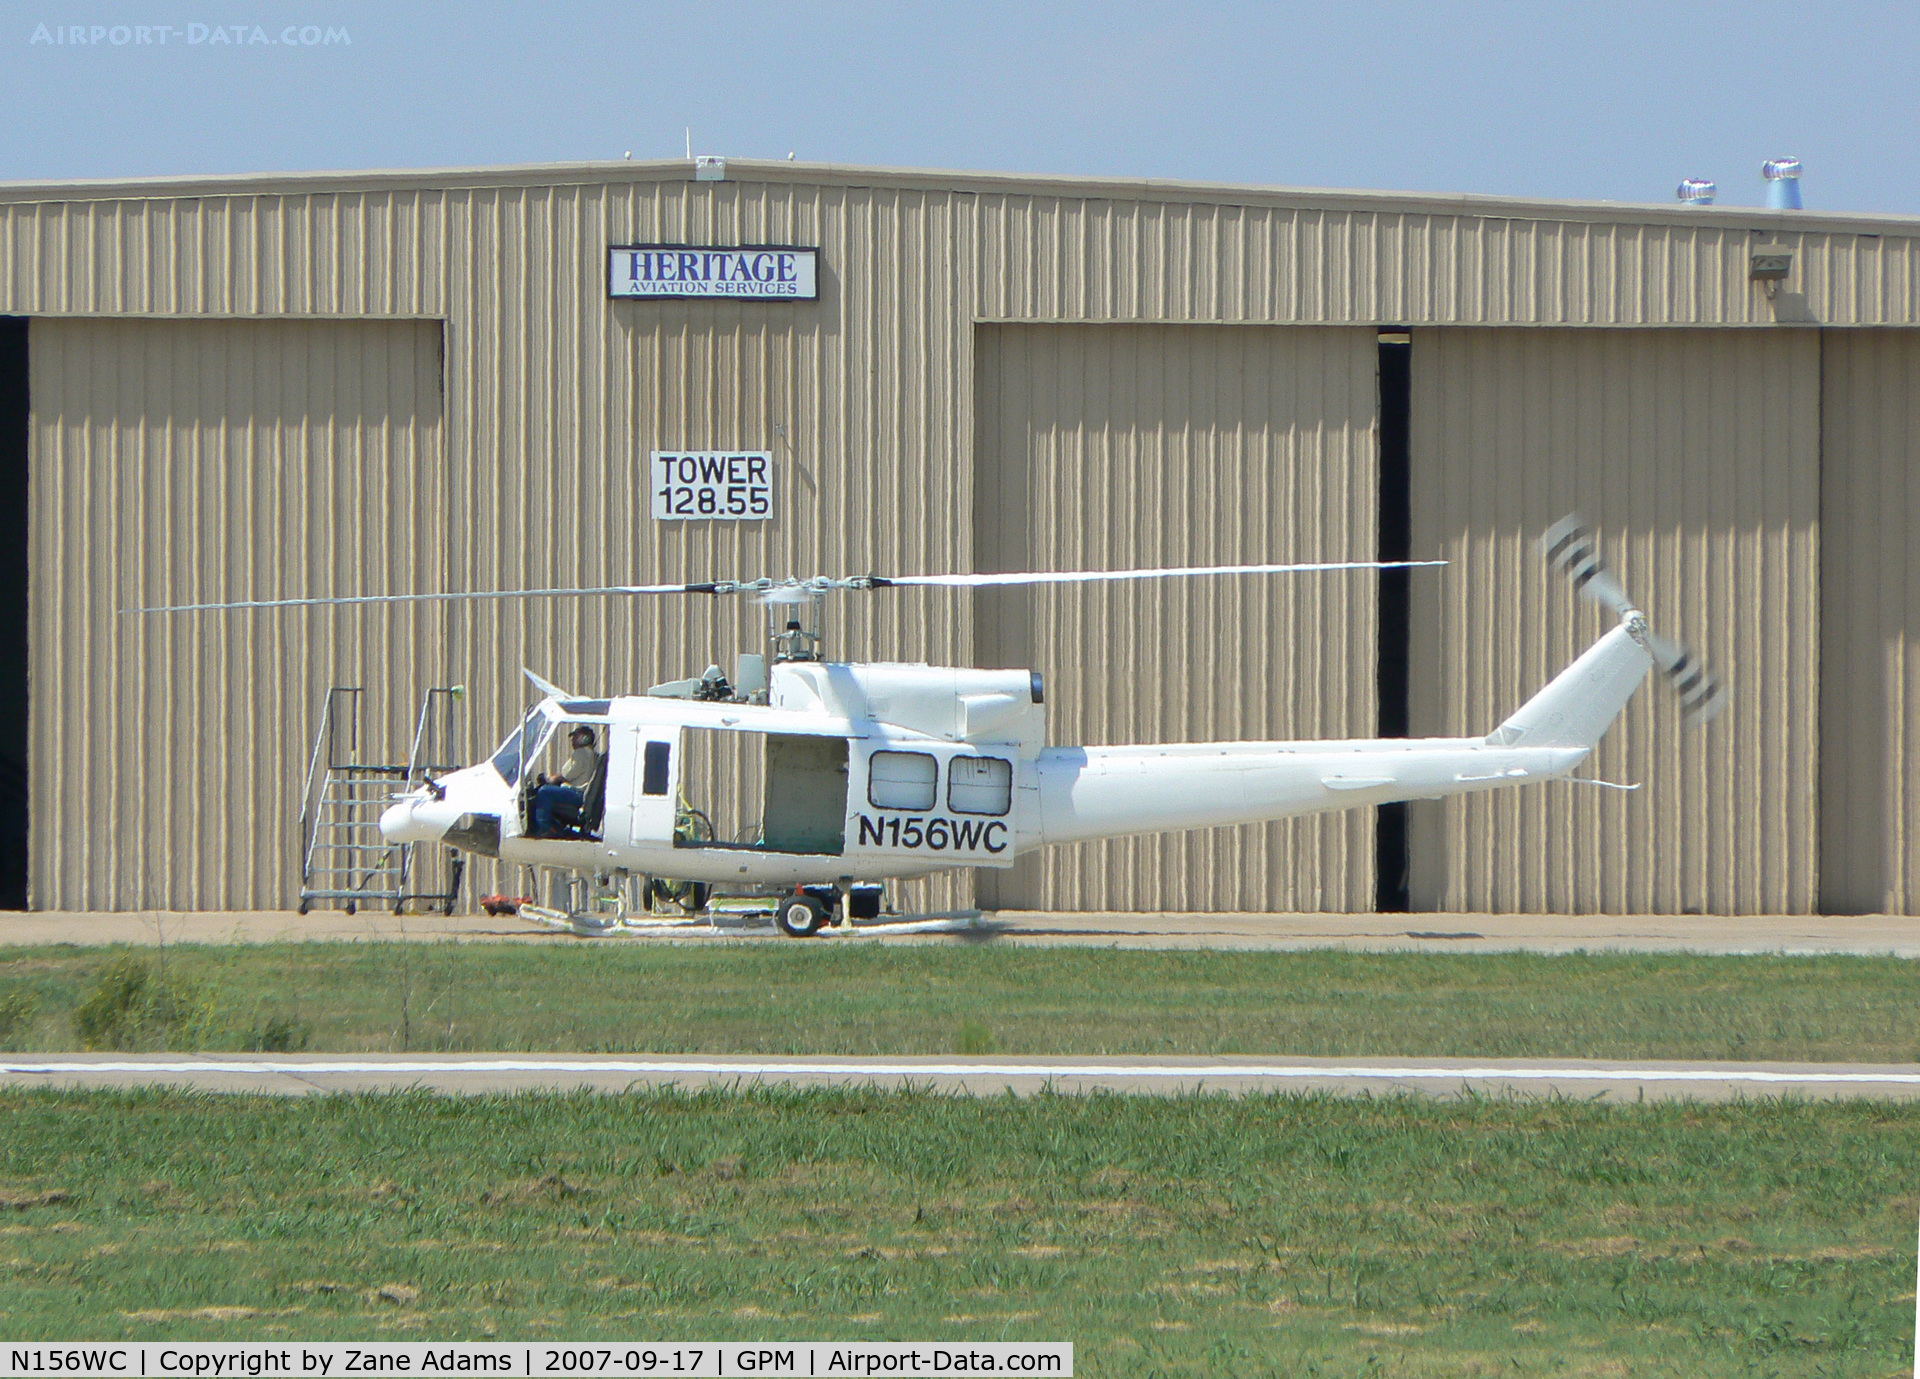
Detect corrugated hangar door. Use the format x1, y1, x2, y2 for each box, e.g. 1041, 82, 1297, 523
1818, 329, 1920, 914
29, 317, 448, 910
974, 323, 1380, 913
1408, 327, 1820, 915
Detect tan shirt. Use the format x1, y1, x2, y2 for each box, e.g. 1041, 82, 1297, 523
558, 745, 596, 786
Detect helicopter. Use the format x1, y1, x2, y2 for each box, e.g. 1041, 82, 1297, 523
141, 515, 1723, 937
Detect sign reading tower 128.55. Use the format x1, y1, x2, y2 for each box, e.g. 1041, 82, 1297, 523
651, 451, 773, 520
610, 245, 818, 300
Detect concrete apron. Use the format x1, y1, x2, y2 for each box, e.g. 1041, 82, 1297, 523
0, 909, 1916, 955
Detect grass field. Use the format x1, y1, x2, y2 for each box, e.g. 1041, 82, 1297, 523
0, 942, 1916, 1061
0, 1088, 1913, 1375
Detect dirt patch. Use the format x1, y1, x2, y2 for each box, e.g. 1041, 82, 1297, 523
1552, 1235, 1644, 1258
0, 1188, 71, 1210
1150, 1280, 1234, 1297
483, 1172, 595, 1204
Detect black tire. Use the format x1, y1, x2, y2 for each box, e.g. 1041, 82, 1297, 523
649, 877, 709, 913
297, 898, 311, 915
776, 894, 829, 938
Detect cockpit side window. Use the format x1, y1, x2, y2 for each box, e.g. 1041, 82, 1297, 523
491, 708, 554, 786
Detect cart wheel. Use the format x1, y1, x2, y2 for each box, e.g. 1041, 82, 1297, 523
345, 901, 357, 916
297, 898, 310, 915
776, 894, 829, 938
650, 877, 709, 913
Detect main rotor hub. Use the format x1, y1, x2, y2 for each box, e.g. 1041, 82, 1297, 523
764, 588, 828, 662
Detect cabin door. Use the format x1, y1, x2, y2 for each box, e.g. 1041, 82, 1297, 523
761, 734, 848, 855
602, 725, 679, 847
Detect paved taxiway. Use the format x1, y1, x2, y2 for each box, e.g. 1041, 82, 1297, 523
6, 1054, 1920, 1100
3, 908, 1917, 955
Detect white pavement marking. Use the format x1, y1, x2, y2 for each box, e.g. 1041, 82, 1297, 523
7, 1055, 1920, 1089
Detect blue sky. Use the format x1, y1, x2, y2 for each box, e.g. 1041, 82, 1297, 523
4, 1, 1917, 213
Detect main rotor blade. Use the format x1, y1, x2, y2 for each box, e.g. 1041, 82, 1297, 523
522, 668, 573, 700
122, 582, 704, 613
879, 559, 1444, 589
123, 559, 1446, 614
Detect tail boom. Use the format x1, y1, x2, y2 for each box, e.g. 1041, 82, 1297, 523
1031, 622, 1654, 850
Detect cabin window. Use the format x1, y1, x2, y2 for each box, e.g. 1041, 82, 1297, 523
948, 755, 1012, 815
642, 740, 672, 796
868, 750, 937, 810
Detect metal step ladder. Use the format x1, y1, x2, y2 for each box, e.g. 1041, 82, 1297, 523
297, 686, 467, 915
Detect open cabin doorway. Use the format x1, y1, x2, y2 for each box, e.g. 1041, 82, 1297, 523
675, 728, 848, 856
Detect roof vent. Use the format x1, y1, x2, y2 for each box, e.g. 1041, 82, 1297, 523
1762, 158, 1803, 210
1676, 177, 1717, 206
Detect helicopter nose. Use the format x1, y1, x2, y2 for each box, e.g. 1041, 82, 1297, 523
380, 795, 462, 845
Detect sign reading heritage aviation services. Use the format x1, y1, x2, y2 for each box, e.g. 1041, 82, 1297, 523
652, 451, 774, 520
610, 245, 818, 300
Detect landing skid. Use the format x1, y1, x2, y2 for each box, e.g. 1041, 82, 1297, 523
514, 902, 995, 940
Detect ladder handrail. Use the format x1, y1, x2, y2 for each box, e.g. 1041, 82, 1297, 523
300, 689, 359, 886
298, 709, 327, 881
300, 684, 466, 915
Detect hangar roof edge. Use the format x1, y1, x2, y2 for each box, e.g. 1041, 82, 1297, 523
1, 157, 1917, 238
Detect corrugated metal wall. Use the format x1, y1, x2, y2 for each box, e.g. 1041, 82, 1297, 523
11, 180, 984, 913
29, 317, 447, 910
0, 165, 1915, 913
967, 194, 1920, 328
973, 323, 1378, 912
1819, 329, 1920, 914
4, 168, 1919, 328
1407, 327, 1821, 914
438, 181, 975, 913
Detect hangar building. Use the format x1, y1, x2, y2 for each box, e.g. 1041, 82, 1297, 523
1, 158, 1917, 918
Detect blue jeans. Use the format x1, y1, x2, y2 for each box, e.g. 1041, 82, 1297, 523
532, 784, 583, 837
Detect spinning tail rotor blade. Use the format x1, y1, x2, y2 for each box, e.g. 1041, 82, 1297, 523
1540, 513, 1729, 727
1538, 514, 1636, 619
1644, 632, 1729, 726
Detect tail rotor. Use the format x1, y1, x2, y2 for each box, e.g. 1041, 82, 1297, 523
1539, 514, 1728, 726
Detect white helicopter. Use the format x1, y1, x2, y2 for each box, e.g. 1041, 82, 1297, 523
147, 516, 1722, 937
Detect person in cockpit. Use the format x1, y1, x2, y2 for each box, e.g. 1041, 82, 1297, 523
532, 725, 599, 837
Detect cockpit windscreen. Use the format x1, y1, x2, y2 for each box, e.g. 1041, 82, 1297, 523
490, 707, 554, 786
